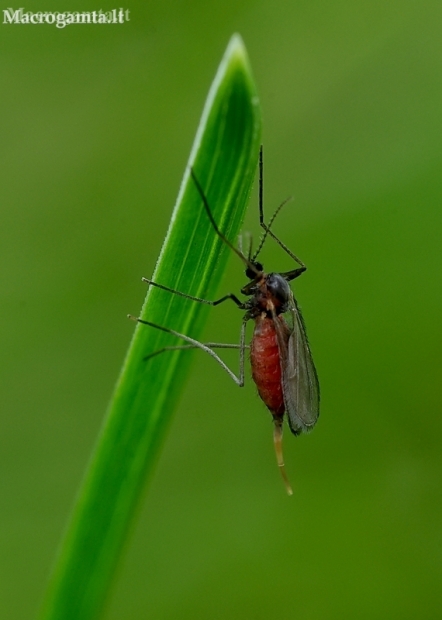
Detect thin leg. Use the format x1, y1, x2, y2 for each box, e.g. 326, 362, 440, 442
279, 267, 306, 281
190, 169, 248, 267
128, 315, 248, 387
253, 145, 306, 270
141, 278, 245, 308
190, 168, 260, 277
143, 342, 249, 361
260, 226, 306, 269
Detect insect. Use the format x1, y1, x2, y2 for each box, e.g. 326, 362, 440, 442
129, 146, 320, 494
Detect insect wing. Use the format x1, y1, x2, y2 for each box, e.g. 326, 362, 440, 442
277, 292, 320, 435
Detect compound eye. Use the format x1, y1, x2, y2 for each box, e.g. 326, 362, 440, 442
245, 261, 263, 280
267, 273, 290, 303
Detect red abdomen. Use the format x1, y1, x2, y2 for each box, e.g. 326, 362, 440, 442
250, 315, 289, 418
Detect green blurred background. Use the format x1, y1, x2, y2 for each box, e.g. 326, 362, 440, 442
2, 1, 442, 618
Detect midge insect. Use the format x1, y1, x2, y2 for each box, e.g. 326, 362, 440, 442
128, 146, 320, 495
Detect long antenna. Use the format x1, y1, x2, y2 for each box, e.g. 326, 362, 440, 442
252, 145, 293, 262
252, 196, 292, 261
190, 168, 261, 276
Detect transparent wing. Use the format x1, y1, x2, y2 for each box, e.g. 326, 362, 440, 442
275, 291, 320, 436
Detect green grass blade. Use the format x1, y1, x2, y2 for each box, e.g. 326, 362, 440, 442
39, 34, 262, 620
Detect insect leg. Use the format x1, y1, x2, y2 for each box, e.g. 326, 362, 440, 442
253, 146, 306, 270
190, 168, 261, 277
279, 267, 306, 282
143, 342, 248, 362
128, 315, 248, 386
141, 278, 246, 308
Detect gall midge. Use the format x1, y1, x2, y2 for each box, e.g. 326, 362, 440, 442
129, 146, 320, 495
